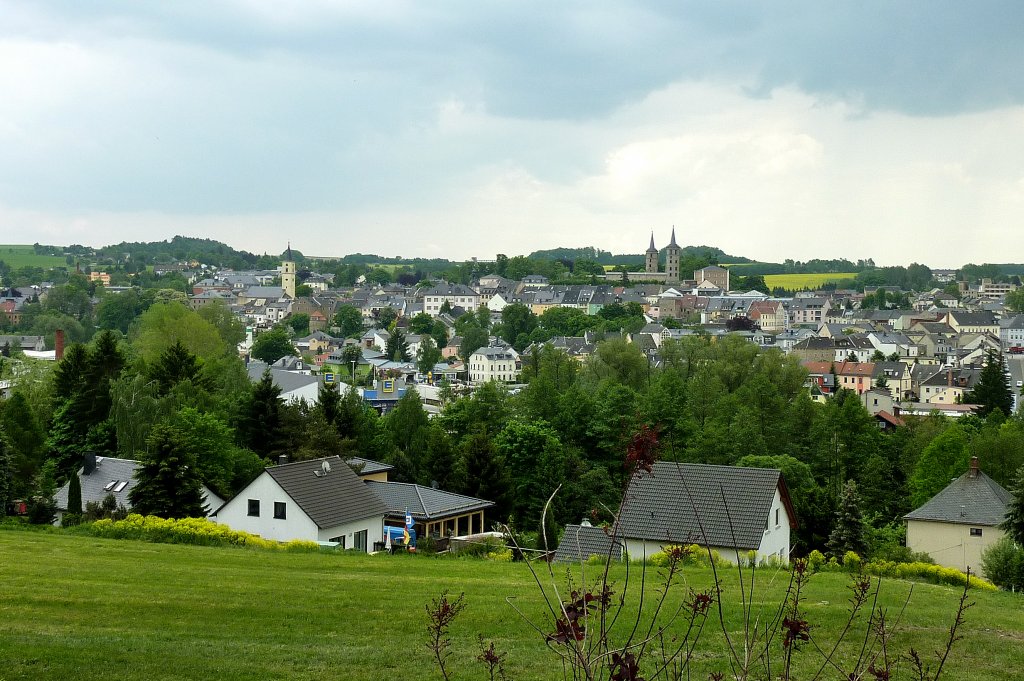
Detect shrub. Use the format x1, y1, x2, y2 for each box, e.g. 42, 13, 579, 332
84, 514, 318, 551
806, 549, 826, 572
843, 551, 862, 571
862, 559, 996, 591
982, 536, 1024, 591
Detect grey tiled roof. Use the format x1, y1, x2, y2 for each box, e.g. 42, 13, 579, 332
55, 457, 138, 511
553, 524, 623, 563
616, 462, 792, 550
904, 470, 1011, 527
267, 456, 386, 529
365, 481, 493, 520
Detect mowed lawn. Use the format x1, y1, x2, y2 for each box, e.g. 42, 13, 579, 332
0, 245, 68, 269
2, 531, 1024, 680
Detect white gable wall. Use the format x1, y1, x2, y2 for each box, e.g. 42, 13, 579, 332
213, 472, 319, 542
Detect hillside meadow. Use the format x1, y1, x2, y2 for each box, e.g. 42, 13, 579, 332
2, 530, 1024, 680
0, 245, 68, 270
762, 272, 858, 291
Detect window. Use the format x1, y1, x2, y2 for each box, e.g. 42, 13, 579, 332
247, 499, 260, 517
113, 481, 129, 493
354, 530, 368, 552
329, 535, 346, 548
274, 502, 287, 519
970, 528, 983, 537
775, 508, 780, 527
104, 481, 118, 492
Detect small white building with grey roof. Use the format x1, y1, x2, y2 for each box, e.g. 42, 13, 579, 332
212, 456, 387, 550
904, 457, 1011, 576
615, 462, 797, 564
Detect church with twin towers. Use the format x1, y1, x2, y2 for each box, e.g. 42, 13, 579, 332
629, 227, 730, 291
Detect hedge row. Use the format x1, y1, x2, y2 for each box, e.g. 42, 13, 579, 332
85, 514, 320, 552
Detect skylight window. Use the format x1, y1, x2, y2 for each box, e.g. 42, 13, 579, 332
113, 481, 129, 493
104, 481, 118, 491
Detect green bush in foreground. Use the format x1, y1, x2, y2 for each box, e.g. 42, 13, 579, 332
84, 513, 319, 552
982, 536, 1024, 591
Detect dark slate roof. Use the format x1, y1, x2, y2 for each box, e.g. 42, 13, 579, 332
267, 456, 386, 529
55, 457, 138, 511
346, 457, 394, 476
553, 524, 623, 563
904, 470, 1011, 527
615, 462, 794, 550
365, 480, 493, 520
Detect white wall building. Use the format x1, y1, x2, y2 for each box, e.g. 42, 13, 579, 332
468, 346, 519, 385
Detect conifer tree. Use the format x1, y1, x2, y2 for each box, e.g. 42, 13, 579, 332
0, 428, 11, 517
66, 468, 83, 520
129, 422, 207, 519
1001, 466, 1024, 545
965, 350, 1013, 417
385, 328, 410, 362
826, 480, 868, 557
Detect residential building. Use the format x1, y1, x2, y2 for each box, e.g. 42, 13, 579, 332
615, 462, 796, 564
422, 284, 480, 317
468, 346, 519, 384
904, 457, 1010, 577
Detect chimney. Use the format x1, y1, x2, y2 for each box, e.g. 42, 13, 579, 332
55, 328, 65, 361
83, 452, 97, 476
969, 456, 979, 478
277, 455, 289, 466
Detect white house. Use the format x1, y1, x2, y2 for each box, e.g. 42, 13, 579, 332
212, 456, 387, 549
468, 346, 519, 385
615, 462, 796, 564
422, 284, 481, 317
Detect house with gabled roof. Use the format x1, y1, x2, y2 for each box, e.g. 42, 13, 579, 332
212, 456, 387, 549
53, 456, 225, 526
615, 462, 797, 564
904, 457, 1010, 576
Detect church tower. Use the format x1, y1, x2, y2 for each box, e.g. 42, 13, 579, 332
645, 232, 659, 274
281, 243, 297, 298
665, 227, 681, 283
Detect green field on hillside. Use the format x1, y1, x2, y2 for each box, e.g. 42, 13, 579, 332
764, 272, 858, 290
1, 530, 1022, 680
0, 245, 69, 269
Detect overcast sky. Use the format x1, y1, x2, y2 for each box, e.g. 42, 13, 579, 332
2, 1, 1023, 267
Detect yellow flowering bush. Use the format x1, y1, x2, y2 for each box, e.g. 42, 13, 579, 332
87, 514, 319, 552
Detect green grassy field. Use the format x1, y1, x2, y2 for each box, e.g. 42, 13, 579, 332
1, 530, 1022, 680
0, 245, 68, 270
763, 273, 858, 290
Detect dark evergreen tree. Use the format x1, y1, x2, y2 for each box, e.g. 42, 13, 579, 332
128, 422, 207, 519
965, 351, 1013, 417
149, 340, 211, 395
65, 468, 83, 524
317, 381, 342, 426
385, 328, 410, 362
234, 370, 285, 460
419, 425, 463, 491
0, 428, 11, 517
826, 480, 868, 557
1001, 465, 1024, 545
458, 429, 510, 521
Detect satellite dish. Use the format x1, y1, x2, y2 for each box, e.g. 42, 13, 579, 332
322, 460, 332, 474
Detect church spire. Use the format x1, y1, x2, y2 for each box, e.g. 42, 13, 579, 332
286, 242, 293, 262
647, 232, 658, 253
668, 226, 678, 248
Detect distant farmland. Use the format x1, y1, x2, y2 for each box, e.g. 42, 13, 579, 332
763, 272, 857, 290
0, 245, 68, 269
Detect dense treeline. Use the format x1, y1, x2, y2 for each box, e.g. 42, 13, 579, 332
2, 304, 1024, 557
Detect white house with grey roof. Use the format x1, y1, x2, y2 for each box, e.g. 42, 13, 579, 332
615, 462, 796, 564
212, 456, 387, 549
468, 346, 519, 385
904, 457, 1011, 576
